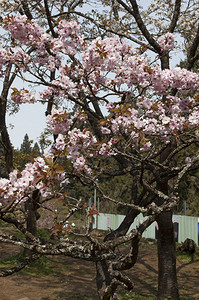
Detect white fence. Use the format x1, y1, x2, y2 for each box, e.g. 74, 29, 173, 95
94, 213, 199, 245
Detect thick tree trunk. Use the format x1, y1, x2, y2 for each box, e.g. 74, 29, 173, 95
1, 126, 13, 174
96, 260, 112, 300
156, 135, 179, 299
0, 95, 13, 175
0, 64, 16, 176
25, 199, 37, 236
157, 211, 179, 300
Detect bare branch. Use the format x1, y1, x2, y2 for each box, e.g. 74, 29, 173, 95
0, 253, 41, 277
44, 0, 58, 38
187, 24, 199, 70
168, 0, 181, 33
117, 0, 161, 53
20, 1, 33, 20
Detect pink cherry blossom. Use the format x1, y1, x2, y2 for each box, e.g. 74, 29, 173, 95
0, 17, 199, 205
11, 89, 36, 104
0, 46, 11, 76
3, 15, 46, 46
158, 32, 175, 51
46, 108, 72, 135
53, 128, 97, 173
0, 157, 69, 206
140, 141, 152, 152
101, 127, 111, 134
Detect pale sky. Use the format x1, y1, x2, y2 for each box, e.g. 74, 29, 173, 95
7, 102, 47, 149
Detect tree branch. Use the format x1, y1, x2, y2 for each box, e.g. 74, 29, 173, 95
20, 1, 33, 20
117, 0, 161, 53
168, 0, 181, 33
44, 0, 58, 38
0, 253, 40, 277
187, 24, 199, 70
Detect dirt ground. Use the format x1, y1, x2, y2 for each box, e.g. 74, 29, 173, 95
0, 237, 198, 300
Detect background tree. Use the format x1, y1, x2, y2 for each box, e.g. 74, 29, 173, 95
14, 134, 41, 170
20, 133, 33, 154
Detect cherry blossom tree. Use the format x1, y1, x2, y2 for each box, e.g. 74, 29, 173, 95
0, 1, 198, 300
65, 1, 199, 298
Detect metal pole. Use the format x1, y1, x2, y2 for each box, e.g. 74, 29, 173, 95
94, 186, 97, 229
96, 197, 100, 229
88, 197, 92, 209
184, 201, 186, 216
94, 187, 96, 209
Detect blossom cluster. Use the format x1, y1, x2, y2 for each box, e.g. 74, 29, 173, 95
10, 48, 31, 71
2, 15, 61, 72
99, 94, 199, 153
0, 15, 199, 207
3, 15, 50, 47
0, 46, 10, 76
80, 37, 198, 95
0, 157, 69, 206
52, 19, 85, 55
2, 16, 198, 99
53, 128, 97, 173
158, 32, 175, 51
11, 88, 36, 104
95, 62, 197, 96
46, 108, 72, 135
52, 75, 76, 95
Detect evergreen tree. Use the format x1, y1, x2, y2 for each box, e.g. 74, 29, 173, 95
32, 142, 41, 156
20, 134, 32, 154
14, 136, 41, 170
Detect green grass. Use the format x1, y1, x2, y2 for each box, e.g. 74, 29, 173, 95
36, 228, 51, 240
119, 291, 156, 300
0, 251, 24, 267
0, 251, 56, 276
176, 248, 199, 263
24, 256, 56, 276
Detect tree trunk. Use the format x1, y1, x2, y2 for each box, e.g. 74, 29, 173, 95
95, 173, 149, 298
96, 260, 112, 300
157, 211, 179, 300
24, 190, 40, 257
0, 64, 16, 176
156, 137, 179, 299
95, 208, 138, 299
1, 126, 13, 174
0, 95, 13, 175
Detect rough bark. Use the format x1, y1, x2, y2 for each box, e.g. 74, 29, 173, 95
95, 173, 142, 298
156, 141, 179, 300
187, 24, 199, 70
0, 64, 16, 175
23, 189, 40, 257
96, 260, 112, 300
157, 211, 179, 300
0, 124, 13, 175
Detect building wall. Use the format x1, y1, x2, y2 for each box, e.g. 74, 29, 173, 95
94, 213, 199, 245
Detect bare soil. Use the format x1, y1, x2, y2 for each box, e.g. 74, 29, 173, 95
0, 237, 198, 300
